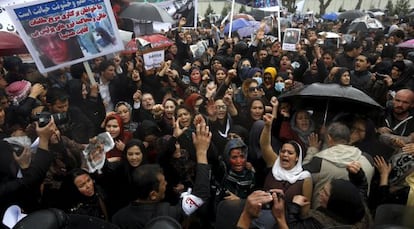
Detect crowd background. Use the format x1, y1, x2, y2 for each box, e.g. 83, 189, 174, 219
1, 5, 414, 229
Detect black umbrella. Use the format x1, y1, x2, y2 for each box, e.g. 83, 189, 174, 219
120, 2, 174, 23
278, 83, 383, 124
338, 10, 366, 21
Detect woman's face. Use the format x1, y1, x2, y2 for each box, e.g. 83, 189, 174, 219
169, 44, 178, 55
247, 82, 261, 99
116, 104, 131, 124
105, 119, 121, 139
319, 182, 331, 208
229, 148, 246, 172
280, 56, 291, 69
164, 100, 176, 119
279, 143, 299, 170
340, 71, 351, 86
215, 69, 226, 84
376, 44, 384, 53
190, 69, 201, 84
131, 69, 140, 82
295, 111, 310, 132
177, 108, 192, 128
250, 100, 264, 121
194, 98, 203, 114
323, 53, 334, 68
74, 174, 95, 197
126, 145, 143, 167
215, 99, 227, 120
350, 120, 366, 144
240, 59, 251, 69
36, 34, 70, 64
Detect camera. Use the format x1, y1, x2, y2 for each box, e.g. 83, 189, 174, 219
33, 112, 68, 127
375, 72, 387, 80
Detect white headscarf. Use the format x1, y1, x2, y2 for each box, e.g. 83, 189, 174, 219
272, 141, 311, 184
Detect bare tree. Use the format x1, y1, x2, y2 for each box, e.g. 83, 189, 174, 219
355, 0, 363, 9
318, 0, 334, 15
281, 0, 296, 13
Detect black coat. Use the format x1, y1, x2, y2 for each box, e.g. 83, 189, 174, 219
0, 142, 53, 221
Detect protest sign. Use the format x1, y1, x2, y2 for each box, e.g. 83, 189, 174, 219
143, 49, 165, 70
5, 0, 124, 73
282, 28, 300, 51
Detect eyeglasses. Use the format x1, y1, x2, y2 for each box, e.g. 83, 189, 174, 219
248, 86, 261, 92
216, 105, 227, 110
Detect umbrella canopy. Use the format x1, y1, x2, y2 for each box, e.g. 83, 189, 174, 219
338, 10, 366, 21
120, 2, 174, 23
223, 18, 251, 34
322, 12, 338, 21
397, 39, 414, 48
124, 34, 173, 54
318, 31, 341, 39
0, 31, 28, 56
278, 83, 383, 123
347, 16, 383, 33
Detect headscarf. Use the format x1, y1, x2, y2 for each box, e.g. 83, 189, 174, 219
290, 110, 315, 147
272, 140, 311, 184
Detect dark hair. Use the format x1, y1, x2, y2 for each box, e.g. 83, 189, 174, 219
46, 87, 70, 104
70, 168, 90, 183
132, 164, 163, 200
70, 63, 86, 79
98, 60, 116, 73
175, 104, 194, 117
123, 138, 147, 165
344, 41, 361, 52
327, 179, 365, 224
286, 140, 302, 157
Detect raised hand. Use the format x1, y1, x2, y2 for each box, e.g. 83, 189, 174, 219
263, 113, 274, 127
173, 116, 188, 138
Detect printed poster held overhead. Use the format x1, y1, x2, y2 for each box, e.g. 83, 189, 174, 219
6, 0, 124, 73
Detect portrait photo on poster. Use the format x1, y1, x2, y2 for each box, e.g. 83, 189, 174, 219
282, 28, 301, 52
5, 0, 124, 73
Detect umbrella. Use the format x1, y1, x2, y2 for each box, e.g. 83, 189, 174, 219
0, 31, 28, 56
124, 34, 173, 54
347, 15, 383, 33
322, 12, 338, 21
237, 21, 270, 38
278, 83, 383, 124
397, 39, 414, 48
223, 18, 251, 34
338, 10, 366, 21
318, 31, 341, 39
120, 2, 174, 23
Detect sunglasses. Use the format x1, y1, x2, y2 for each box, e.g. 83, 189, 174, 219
248, 86, 261, 92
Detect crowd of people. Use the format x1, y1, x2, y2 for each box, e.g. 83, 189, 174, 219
1, 12, 414, 229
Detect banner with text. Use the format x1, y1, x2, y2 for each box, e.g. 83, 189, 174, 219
6, 0, 124, 73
